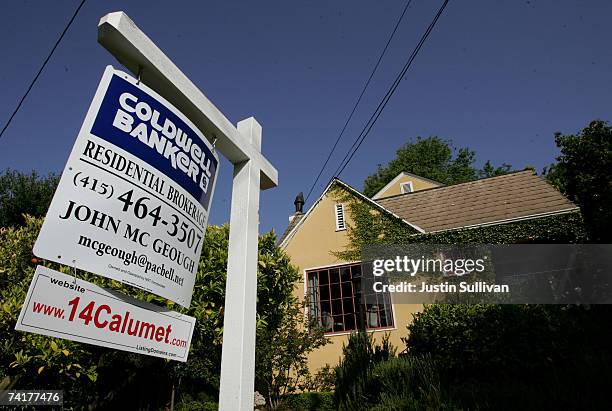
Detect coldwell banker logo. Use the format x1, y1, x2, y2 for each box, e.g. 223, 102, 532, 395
91, 74, 218, 207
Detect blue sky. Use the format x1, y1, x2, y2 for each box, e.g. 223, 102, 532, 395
1, 0, 611, 236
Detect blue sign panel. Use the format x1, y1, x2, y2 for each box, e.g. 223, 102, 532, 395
91, 74, 218, 209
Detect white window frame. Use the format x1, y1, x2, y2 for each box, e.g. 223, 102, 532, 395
400, 181, 414, 194
335, 203, 346, 231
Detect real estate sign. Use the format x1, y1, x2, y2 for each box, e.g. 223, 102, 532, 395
34, 66, 219, 307
15, 266, 195, 362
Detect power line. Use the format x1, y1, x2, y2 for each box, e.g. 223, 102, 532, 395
333, 0, 450, 179
332, 0, 450, 180
0, 0, 88, 141
304, 0, 413, 202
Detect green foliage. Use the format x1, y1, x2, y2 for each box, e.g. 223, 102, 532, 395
406, 211, 586, 244
405, 304, 612, 409
334, 332, 395, 410
330, 184, 420, 261
0, 169, 59, 227
0, 217, 98, 405
254, 230, 330, 408
367, 356, 454, 411
331, 182, 586, 261
277, 392, 335, 411
362, 137, 511, 197
256, 301, 328, 408
334, 338, 455, 411
478, 159, 512, 178
544, 119, 612, 242
0, 216, 304, 409
303, 364, 335, 393
175, 392, 218, 411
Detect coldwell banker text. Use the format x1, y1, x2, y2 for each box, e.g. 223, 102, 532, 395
111, 92, 213, 194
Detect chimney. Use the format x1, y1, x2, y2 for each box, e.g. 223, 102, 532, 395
289, 192, 305, 222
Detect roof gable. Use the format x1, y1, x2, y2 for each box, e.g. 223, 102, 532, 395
278, 179, 424, 248
372, 172, 442, 199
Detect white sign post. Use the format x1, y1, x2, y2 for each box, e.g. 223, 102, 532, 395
97, 11, 278, 410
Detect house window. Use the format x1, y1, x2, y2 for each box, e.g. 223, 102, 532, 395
400, 181, 414, 194
306, 263, 394, 334
335, 203, 346, 231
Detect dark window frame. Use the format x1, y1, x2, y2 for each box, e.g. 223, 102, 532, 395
306, 262, 395, 336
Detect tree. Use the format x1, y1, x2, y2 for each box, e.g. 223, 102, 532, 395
256, 301, 328, 409
0, 169, 59, 227
362, 137, 511, 197
544, 120, 612, 242
478, 160, 512, 179
254, 231, 329, 408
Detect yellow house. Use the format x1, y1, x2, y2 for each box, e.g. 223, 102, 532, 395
278, 170, 580, 372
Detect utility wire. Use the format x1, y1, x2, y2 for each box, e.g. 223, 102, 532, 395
304, 0, 413, 202
0, 0, 87, 141
332, 0, 450, 180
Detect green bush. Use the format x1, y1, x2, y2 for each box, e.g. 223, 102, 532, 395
278, 392, 335, 411
334, 332, 395, 410
368, 356, 448, 410
334, 344, 456, 411
175, 392, 218, 411
406, 304, 612, 409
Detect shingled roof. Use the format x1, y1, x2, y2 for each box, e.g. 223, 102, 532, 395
375, 170, 579, 233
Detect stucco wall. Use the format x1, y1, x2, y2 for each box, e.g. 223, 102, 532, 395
282, 188, 422, 372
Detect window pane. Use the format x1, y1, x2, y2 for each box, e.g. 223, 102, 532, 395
330, 268, 340, 284
353, 279, 361, 294
340, 267, 351, 282
363, 276, 375, 296
308, 271, 318, 284
319, 285, 330, 301
344, 314, 356, 331
379, 304, 389, 327
366, 306, 379, 328
321, 312, 333, 332
333, 315, 344, 332
331, 299, 343, 316
352, 264, 362, 279
308, 301, 319, 317
382, 292, 392, 306
320, 300, 331, 316
341, 281, 353, 298
354, 290, 362, 307
329, 282, 342, 300
319, 270, 329, 285
384, 305, 394, 327
342, 297, 354, 314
